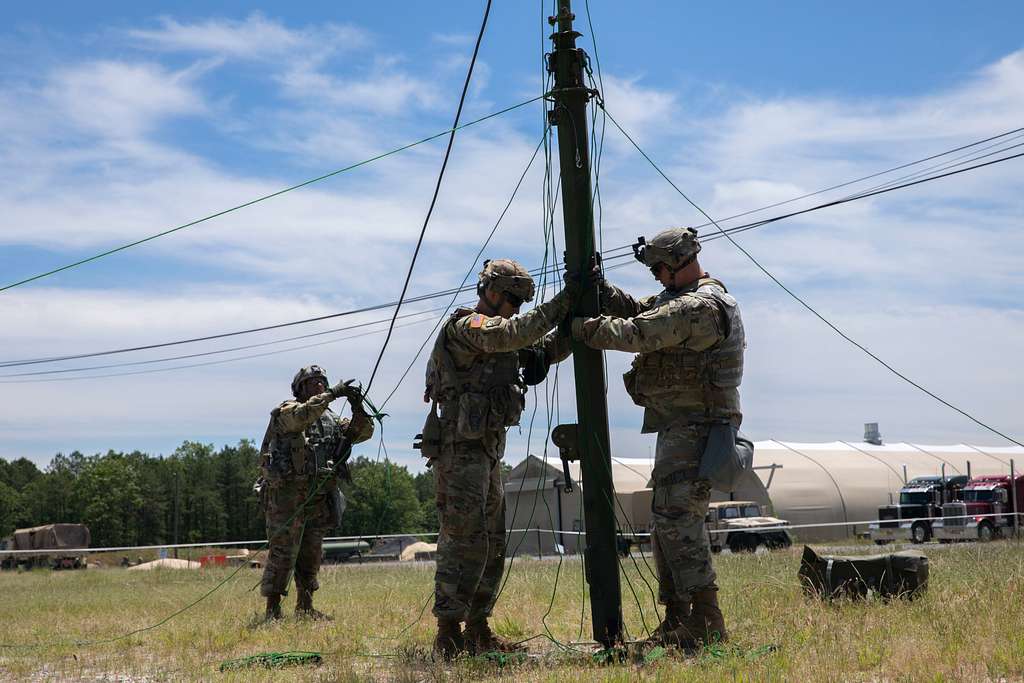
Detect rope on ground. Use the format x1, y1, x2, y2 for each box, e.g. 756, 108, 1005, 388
219, 651, 323, 671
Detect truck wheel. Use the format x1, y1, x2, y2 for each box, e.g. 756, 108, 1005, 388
978, 522, 994, 542
728, 535, 750, 554
911, 523, 931, 544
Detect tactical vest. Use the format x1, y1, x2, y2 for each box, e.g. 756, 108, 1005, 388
623, 277, 745, 433
424, 309, 525, 440
268, 407, 345, 477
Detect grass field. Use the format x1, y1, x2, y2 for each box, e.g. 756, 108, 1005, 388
1, 540, 1023, 682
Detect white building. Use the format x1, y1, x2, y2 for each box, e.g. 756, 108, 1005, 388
503, 441, 1024, 555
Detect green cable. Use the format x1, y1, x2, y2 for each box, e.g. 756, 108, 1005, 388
0, 95, 543, 294
0, 392, 387, 651
219, 651, 323, 671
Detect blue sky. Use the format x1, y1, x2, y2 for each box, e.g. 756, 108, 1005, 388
1, 2, 1023, 468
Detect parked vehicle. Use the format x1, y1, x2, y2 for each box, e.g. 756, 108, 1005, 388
706, 501, 792, 553
932, 474, 1024, 542
0, 524, 90, 570
321, 539, 371, 563
869, 475, 969, 544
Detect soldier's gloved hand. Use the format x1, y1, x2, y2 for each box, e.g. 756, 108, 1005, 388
519, 347, 549, 386
570, 317, 589, 341
562, 266, 583, 296
330, 379, 362, 402
590, 253, 606, 290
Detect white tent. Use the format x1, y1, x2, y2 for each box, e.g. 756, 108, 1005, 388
503, 442, 1024, 550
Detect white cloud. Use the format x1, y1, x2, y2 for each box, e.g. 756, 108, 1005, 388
432, 33, 473, 47
127, 13, 368, 62
277, 64, 440, 114
44, 60, 206, 138
127, 14, 435, 116
2, 18, 1023, 467
599, 74, 676, 145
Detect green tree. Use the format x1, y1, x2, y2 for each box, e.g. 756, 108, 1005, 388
129, 451, 168, 544
413, 470, 439, 533
0, 481, 21, 537
172, 442, 227, 543
217, 440, 262, 541
20, 452, 86, 527
341, 457, 423, 536
77, 451, 144, 547
0, 457, 42, 490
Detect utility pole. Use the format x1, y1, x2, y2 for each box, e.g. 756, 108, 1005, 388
547, 0, 623, 647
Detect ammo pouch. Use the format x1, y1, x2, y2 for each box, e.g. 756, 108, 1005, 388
798, 545, 929, 601
415, 401, 443, 462
326, 487, 347, 531
455, 389, 523, 440
457, 392, 491, 439
697, 424, 753, 493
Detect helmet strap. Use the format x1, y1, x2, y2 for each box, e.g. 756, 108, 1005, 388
478, 286, 502, 316
658, 253, 698, 285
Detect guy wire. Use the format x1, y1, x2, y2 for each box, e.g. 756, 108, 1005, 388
601, 105, 1024, 449
364, 0, 493, 395
4, 133, 1018, 371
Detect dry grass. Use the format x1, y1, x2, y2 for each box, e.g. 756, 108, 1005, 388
1, 540, 1023, 681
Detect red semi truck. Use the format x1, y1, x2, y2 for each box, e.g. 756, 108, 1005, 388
932, 474, 1024, 542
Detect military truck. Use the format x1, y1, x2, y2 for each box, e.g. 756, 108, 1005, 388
321, 539, 371, 563
869, 475, 969, 544
705, 501, 792, 553
932, 474, 1024, 542
0, 524, 90, 570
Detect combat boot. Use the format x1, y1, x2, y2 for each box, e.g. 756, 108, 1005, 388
685, 587, 728, 645
464, 617, 525, 655
264, 594, 283, 622
433, 618, 465, 661
295, 589, 334, 621
644, 601, 690, 646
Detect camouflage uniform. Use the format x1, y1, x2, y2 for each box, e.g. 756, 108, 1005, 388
423, 264, 573, 627
573, 229, 744, 613
259, 386, 374, 600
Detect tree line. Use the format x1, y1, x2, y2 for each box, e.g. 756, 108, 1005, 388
0, 441, 441, 547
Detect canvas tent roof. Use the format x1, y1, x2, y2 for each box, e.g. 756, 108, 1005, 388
504, 441, 1024, 542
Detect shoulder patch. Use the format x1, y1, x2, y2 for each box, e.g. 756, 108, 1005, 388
469, 313, 487, 329
483, 316, 503, 329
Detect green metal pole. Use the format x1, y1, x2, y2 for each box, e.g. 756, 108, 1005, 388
548, 0, 623, 647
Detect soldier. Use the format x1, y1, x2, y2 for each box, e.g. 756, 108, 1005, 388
420, 259, 576, 658
570, 227, 744, 647
257, 365, 374, 621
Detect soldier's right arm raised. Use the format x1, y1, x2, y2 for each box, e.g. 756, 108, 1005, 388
574, 294, 726, 353
275, 393, 333, 433
450, 288, 574, 354
600, 281, 658, 318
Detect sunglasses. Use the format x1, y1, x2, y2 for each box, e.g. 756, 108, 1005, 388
504, 293, 525, 308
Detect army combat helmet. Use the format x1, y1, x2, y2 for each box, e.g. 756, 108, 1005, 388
476, 259, 536, 307
291, 365, 329, 398
632, 227, 701, 273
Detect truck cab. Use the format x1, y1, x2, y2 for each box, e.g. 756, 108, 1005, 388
933, 474, 1023, 542
869, 475, 968, 544
705, 501, 792, 553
